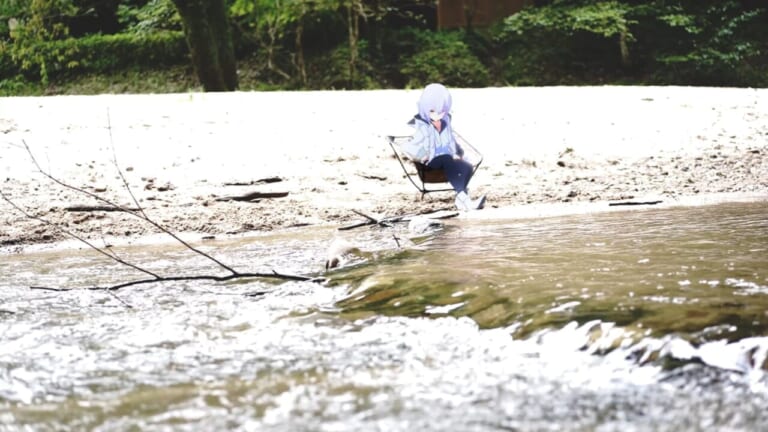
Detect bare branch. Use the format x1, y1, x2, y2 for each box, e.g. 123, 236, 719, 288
106, 108, 148, 220
30, 271, 323, 292
66, 205, 141, 212
215, 191, 289, 202
0, 189, 161, 279
352, 209, 380, 224
609, 200, 663, 206
223, 177, 283, 186
21, 139, 238, 275
105, 290, 134, 308
340, 208, 458, 231
6, 139, 326, 293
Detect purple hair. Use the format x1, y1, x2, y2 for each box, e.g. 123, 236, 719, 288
417, 83, 452, 122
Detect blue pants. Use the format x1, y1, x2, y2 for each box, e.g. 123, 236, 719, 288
428, 154, 473, 193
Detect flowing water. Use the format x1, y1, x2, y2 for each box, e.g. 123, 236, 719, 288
1, 201, 767, 431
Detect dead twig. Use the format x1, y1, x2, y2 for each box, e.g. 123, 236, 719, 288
65, 205, 141, 212
21, 139, 238, 275
215, 191, 289, 202
105, 290, 133, 308
1, 189, 161, 279
339, 208, 458, 231
107, 109, 148, 220
223, 177, 283, 186
356, 173, 387, 181
609, 200, 663, 207
338, 210, 392, 230
30, 271, 321, 292
3, 134, 325, 292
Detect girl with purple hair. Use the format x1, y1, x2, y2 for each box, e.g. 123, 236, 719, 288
403, 83, 486, 211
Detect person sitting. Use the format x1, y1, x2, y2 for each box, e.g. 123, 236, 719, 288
401, 83, 486, 211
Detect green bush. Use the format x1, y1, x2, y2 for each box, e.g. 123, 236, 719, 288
9, 30, 187, 83
304, 40, 382, 90
646, 2, 767, 86
497, 0, 768, 87
0, 41, 14, 76
399, 30, 490, 88
498, 1, 635, 85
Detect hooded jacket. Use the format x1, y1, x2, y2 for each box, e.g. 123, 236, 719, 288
401, 114, 464, 163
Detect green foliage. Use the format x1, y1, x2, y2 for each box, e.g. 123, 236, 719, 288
400, 30, 490, 88
118, 0, 181, 33
502, 1, 635, 39
499, 1, 637, 85
498, 0, 767, 86
650, 1, 766, 86
304, 39, 380, 90
0, 0, 27, 40
229, 0, 339, 45
7, 0, 81, 83
8, 30, 186, 83
0, 40, 16, 75
2, 0, 767, 93
43, 64, 200, 94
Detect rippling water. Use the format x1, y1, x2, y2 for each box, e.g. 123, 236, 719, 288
1, 202, 767, 431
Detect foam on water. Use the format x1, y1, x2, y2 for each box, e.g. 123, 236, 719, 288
1, 202, 767, 430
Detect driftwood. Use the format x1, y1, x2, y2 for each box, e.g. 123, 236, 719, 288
609, 200, 663, 207
65, 205, 141, 212
356, 173, 387, 181
215, 191, 289, 202
223, 177, 283, 186
0, 117, 322, 295
29, 271, 319, 292
339, 208, 458, 231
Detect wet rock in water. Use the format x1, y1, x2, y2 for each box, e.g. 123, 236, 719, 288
325, 238, 362, 270
408, 216, 444, 235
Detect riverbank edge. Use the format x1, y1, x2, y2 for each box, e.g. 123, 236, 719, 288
4, 191, 766, 256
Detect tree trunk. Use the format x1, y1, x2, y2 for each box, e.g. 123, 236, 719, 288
347, 3, 359, 87
295, 20, 307, 86
171, 0, 238, 92
619, 31, 630, 68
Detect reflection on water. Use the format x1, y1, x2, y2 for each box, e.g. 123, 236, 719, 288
1, 202, 767, 431
335, 201, 768, 341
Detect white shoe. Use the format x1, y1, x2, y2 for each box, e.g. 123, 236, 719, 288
455, 191, 471, 211
457, 190, 486, 211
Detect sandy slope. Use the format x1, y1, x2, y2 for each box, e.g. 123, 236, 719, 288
1, 86, 766, 252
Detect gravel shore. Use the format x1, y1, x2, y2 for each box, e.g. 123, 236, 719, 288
1, 86, 766, 253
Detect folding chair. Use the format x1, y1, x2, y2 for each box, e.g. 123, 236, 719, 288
386, 130, 483, 198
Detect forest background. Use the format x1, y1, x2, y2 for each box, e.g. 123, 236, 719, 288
0, 0, 766, 96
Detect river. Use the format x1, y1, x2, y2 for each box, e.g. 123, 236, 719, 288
1, 201, 767, 431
